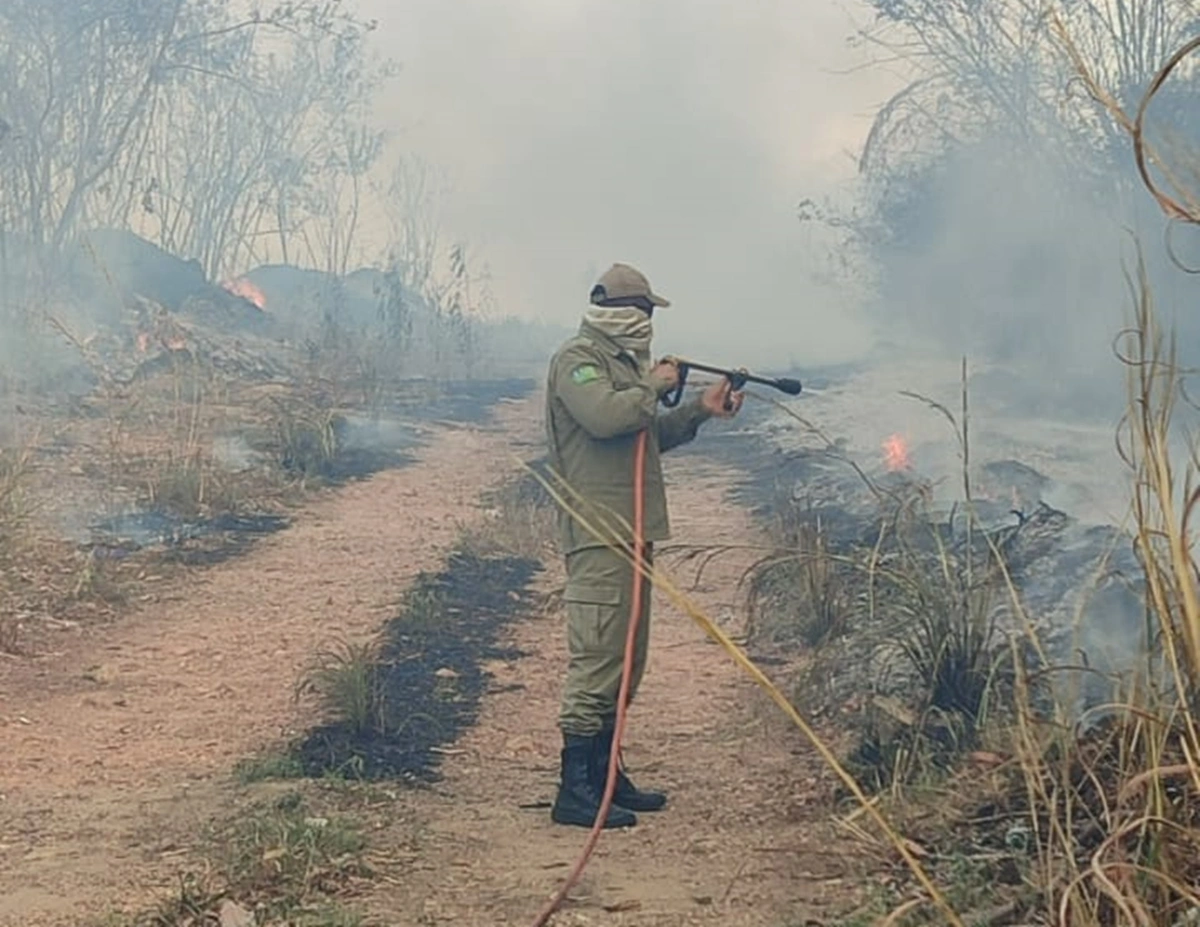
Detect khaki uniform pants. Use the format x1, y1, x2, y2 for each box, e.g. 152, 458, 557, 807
558, 544, 653, 736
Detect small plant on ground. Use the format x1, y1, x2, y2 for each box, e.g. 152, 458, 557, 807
221, 792, 369, 914
0, 442, 34, 535
0, 438, 38, 653
235, 751, 307, 784
875, 498, 1006, 728
70, 547, 129, 606
142, 351, 227, 517
99, 794, 371, 927
295, 636, 388, 737
269, 392, 347, 482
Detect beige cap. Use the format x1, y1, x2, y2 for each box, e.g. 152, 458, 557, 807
593, 263, 671, 307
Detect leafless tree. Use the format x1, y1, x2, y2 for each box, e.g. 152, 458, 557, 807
374, 155, 451, 298
0, 0, 184, 258
0, 0, 391, 280
856, 0, 1200, 186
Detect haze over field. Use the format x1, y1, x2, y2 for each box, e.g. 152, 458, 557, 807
352, 0, 903, 368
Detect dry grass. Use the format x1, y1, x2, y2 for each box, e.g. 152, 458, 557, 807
269, 391, 347, 483
738, 369, 1011, 802
995, 255, 1200, 926
295, 636, 388, 738
459, 464, 557, 561
963, 25, 1200, 924
833, 255, 1200, 926
0, 437, 38, 653
746, 514, 853, 648
97, 790, 371, 927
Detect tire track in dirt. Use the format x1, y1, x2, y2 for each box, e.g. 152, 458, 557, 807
363, 453, 865, 926
0, 397, 540, 927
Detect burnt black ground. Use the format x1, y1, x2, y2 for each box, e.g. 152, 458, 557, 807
294, 548, 542, 782
81, 377, 535, 568
87, 511, 291, 568
674, 381, 824, 514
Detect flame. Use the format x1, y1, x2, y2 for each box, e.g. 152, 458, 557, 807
222, 277, 266, 309
136, 332, 150, 354
882, 433, 910, 472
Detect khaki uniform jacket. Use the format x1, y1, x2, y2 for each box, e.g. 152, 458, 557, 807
545, 320, 711, 555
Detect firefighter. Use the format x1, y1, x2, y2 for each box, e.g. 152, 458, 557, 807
543, 262, 744, 828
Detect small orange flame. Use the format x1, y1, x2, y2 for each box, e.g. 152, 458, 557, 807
222, 277, 266, 309
883, 434, 910, 472
136, 332, 150, 354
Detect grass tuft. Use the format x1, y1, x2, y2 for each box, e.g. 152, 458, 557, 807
460, 465, 557, 561
268, 391, 348, 482
97, 793, 370, 927
747, 512, 852, 648
295, 636, 388, 738
0, 438, 38, 653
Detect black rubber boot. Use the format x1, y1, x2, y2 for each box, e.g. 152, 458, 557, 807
551, 734, 637, 829
593, 726, 668, 813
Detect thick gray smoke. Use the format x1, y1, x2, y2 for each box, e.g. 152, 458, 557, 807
355, 0, 897, 370
857, 133, 1200, 426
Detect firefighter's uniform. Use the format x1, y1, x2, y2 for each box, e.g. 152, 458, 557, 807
543, 263, 713, 829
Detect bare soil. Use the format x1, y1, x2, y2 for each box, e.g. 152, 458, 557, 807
0, 396, 864, 927
365, 453, 865, 927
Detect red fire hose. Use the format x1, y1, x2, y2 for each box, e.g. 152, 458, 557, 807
529, 428, 649, 927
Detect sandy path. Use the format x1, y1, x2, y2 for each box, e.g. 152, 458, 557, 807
364, 452, 860, 926
0, 398, 540, 927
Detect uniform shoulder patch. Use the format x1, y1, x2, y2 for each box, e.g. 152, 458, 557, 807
570, 363, 601, 385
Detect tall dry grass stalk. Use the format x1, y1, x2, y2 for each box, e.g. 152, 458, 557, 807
146, 349, 229, 516
0, 440, 35, 538
987, 22, 1200, 924
986, 252, 1200, 926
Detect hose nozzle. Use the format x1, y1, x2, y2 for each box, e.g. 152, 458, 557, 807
659, 357, 802, 407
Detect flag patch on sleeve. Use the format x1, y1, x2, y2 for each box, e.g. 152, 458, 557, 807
570, 364, 600, 385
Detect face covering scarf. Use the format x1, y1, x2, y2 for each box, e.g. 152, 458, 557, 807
582, 306, 653, 368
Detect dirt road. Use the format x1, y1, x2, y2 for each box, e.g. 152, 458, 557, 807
366, 454, 858, 926
1, 395, 856, 926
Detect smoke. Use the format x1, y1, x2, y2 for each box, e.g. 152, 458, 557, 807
354, 0, 898, 369
857, 131, 1200, 425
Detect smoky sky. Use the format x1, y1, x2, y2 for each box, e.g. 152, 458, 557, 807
355, 0, 901, 369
